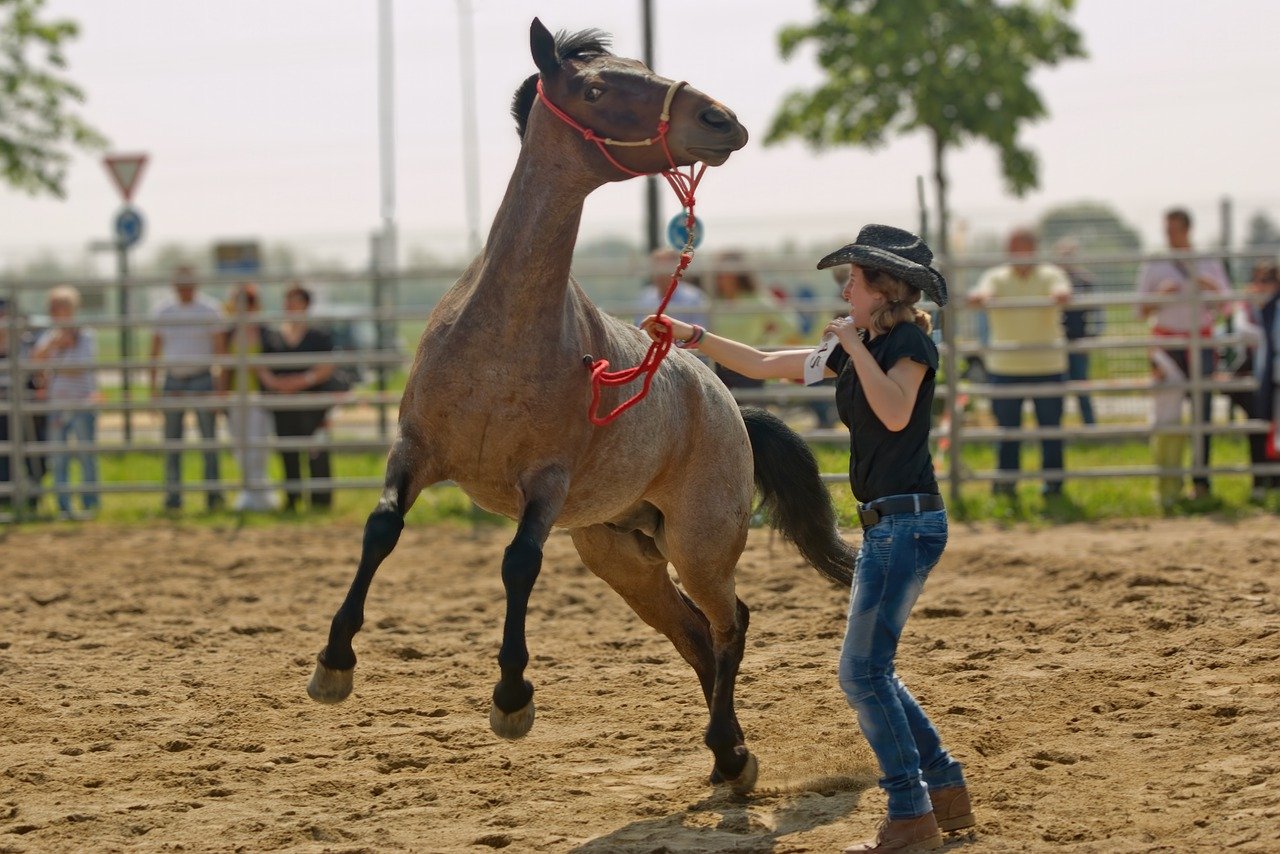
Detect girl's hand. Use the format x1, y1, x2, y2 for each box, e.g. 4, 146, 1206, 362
823, 315, 862, 352
640, 314, 692, 344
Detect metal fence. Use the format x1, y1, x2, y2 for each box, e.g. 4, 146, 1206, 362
1, 247, 1277, 521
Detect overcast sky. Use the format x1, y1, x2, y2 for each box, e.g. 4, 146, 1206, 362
1, 0, 1276, 270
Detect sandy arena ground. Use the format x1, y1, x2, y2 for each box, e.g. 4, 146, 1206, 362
1, 515, 1278, 853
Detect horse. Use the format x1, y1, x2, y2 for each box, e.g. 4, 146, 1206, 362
307, 18, 854, 794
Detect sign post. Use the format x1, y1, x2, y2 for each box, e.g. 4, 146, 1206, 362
102, 153, 148, 443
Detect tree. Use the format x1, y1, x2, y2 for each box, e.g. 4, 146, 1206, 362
1244, 211, 1280, 251
1039, 201, 1142, 253
0, 0, 106, 197
766, 0, 1085, 257
1039, 201, 1142, 292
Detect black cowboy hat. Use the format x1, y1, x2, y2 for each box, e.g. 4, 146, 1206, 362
817, 224, 948, 307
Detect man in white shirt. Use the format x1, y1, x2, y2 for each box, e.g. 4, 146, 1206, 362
1135, 208, 1232, 500
150, 265, 226, 511
968, 228, 1072, 498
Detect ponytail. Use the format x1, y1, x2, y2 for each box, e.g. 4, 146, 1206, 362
859, 266, 932, 335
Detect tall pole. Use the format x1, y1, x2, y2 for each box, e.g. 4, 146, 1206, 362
641, 0, 660, 252
458, 0, 482, 255
375, 0, 397, 439
378, 0, 397, 267
116, 240, 132, 443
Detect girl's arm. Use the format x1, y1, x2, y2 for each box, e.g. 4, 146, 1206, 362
640, 315, 830, 381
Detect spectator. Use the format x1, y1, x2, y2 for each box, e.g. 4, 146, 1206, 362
635, 247, 708, 328
1136, 207, 1232, 501
260, 283, 336, 512
708, 250, 801, 390
1054, 237, 1101, 425
1222, 262, 1280, 502
150, 265, 226, 512
967, 228, 1071, 498
31, 286, 100, 519
1149, 348, 1188, 511
1248, 262, 1280, 496
0, 298, 50, 513
222, 283, 277, 512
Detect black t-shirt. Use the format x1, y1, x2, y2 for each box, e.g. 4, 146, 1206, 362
825, 322, 940, 504
262, 327, 334, 378
261, 330, 335, 391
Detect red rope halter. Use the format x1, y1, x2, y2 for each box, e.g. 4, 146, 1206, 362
535, 79, 708, 426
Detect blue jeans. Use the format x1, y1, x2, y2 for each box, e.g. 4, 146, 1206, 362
162, 372, 222, 509
838, 506, 964, 819
989, 372, 1065, 494
1066, 351, 1095, 425
50, 409, 99, 514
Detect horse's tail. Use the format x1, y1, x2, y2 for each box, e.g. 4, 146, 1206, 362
741, 406, 855, 587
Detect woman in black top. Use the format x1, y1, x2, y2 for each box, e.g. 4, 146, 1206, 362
259, 284, 335, 511
642, 225, 970, 853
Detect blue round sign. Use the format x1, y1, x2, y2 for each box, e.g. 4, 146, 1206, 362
114, 206, 145, 249
666, 211, 704, 251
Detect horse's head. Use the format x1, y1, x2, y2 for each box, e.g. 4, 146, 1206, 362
511, 18, 748, 176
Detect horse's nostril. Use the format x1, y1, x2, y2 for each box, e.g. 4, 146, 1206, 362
698, 106, 736, 133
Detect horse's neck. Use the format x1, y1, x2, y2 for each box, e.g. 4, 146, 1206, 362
465, 112, 604, 324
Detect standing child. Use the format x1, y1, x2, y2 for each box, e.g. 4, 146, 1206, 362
31, 286, 100, 519
1149, 348, 1188, 510
643, 225, 971, 853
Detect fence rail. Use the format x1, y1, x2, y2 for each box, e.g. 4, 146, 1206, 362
2, 246, 1277, 519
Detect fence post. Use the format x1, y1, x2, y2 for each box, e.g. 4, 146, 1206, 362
941, 257, 963, 509
4, 280, 29, 519
233, 303, 251, 506
1186, 264, 1206, 490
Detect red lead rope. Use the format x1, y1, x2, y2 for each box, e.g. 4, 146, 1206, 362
535, 79, 708, 426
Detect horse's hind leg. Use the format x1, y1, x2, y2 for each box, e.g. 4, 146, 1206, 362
570, 524, 719, 702
308, 438, 435, 704
573, 522, 755, 792
489, 466, 569, 740
665, 526, 758, 794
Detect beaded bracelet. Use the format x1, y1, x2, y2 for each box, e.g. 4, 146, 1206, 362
674, 324, 706, 350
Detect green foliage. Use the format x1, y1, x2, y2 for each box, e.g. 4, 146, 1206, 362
1244, 211, 1280, 251
0, 0, 106, 197
1038, 201, 1143, 252
767, 0, 1085, 198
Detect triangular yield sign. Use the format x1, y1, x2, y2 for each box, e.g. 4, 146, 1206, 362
103, 153, 148, 202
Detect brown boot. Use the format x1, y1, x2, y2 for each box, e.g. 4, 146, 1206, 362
929, 785, 976, 832
842, 812, 943, 852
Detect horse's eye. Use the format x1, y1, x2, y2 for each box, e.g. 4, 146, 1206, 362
584, 85, 604, 102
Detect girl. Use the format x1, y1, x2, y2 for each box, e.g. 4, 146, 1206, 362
643, 224, 970, 853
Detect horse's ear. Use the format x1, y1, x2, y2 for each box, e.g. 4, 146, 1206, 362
530, 18, 559, 77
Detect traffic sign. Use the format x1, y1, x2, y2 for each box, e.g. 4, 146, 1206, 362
103, 153, 149, 202
666, 211, 704, 251
114, 206, 145, 249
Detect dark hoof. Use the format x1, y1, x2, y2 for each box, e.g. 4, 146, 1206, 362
489, 700, 535, 739
714, 751, 759, 795
307, 655, 354, 704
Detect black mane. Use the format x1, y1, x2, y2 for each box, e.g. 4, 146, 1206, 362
511, 28, 614, 139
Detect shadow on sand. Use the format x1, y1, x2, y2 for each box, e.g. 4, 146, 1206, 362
571, 773, 874, 853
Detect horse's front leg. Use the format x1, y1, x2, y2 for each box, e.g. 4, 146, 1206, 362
490, 466, 569, 739
308, 438, 435, 703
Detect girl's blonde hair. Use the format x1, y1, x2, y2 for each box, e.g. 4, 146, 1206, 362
859, 266, 932, 335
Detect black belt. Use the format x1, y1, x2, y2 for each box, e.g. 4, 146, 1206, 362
857, 493, 944, 529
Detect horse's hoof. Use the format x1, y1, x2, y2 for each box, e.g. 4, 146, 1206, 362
720, 751, 759, 795
489, 700, 535, 739
307, 656, 354, 704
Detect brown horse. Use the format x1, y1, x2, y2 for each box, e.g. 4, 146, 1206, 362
307, 18, 853, 793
